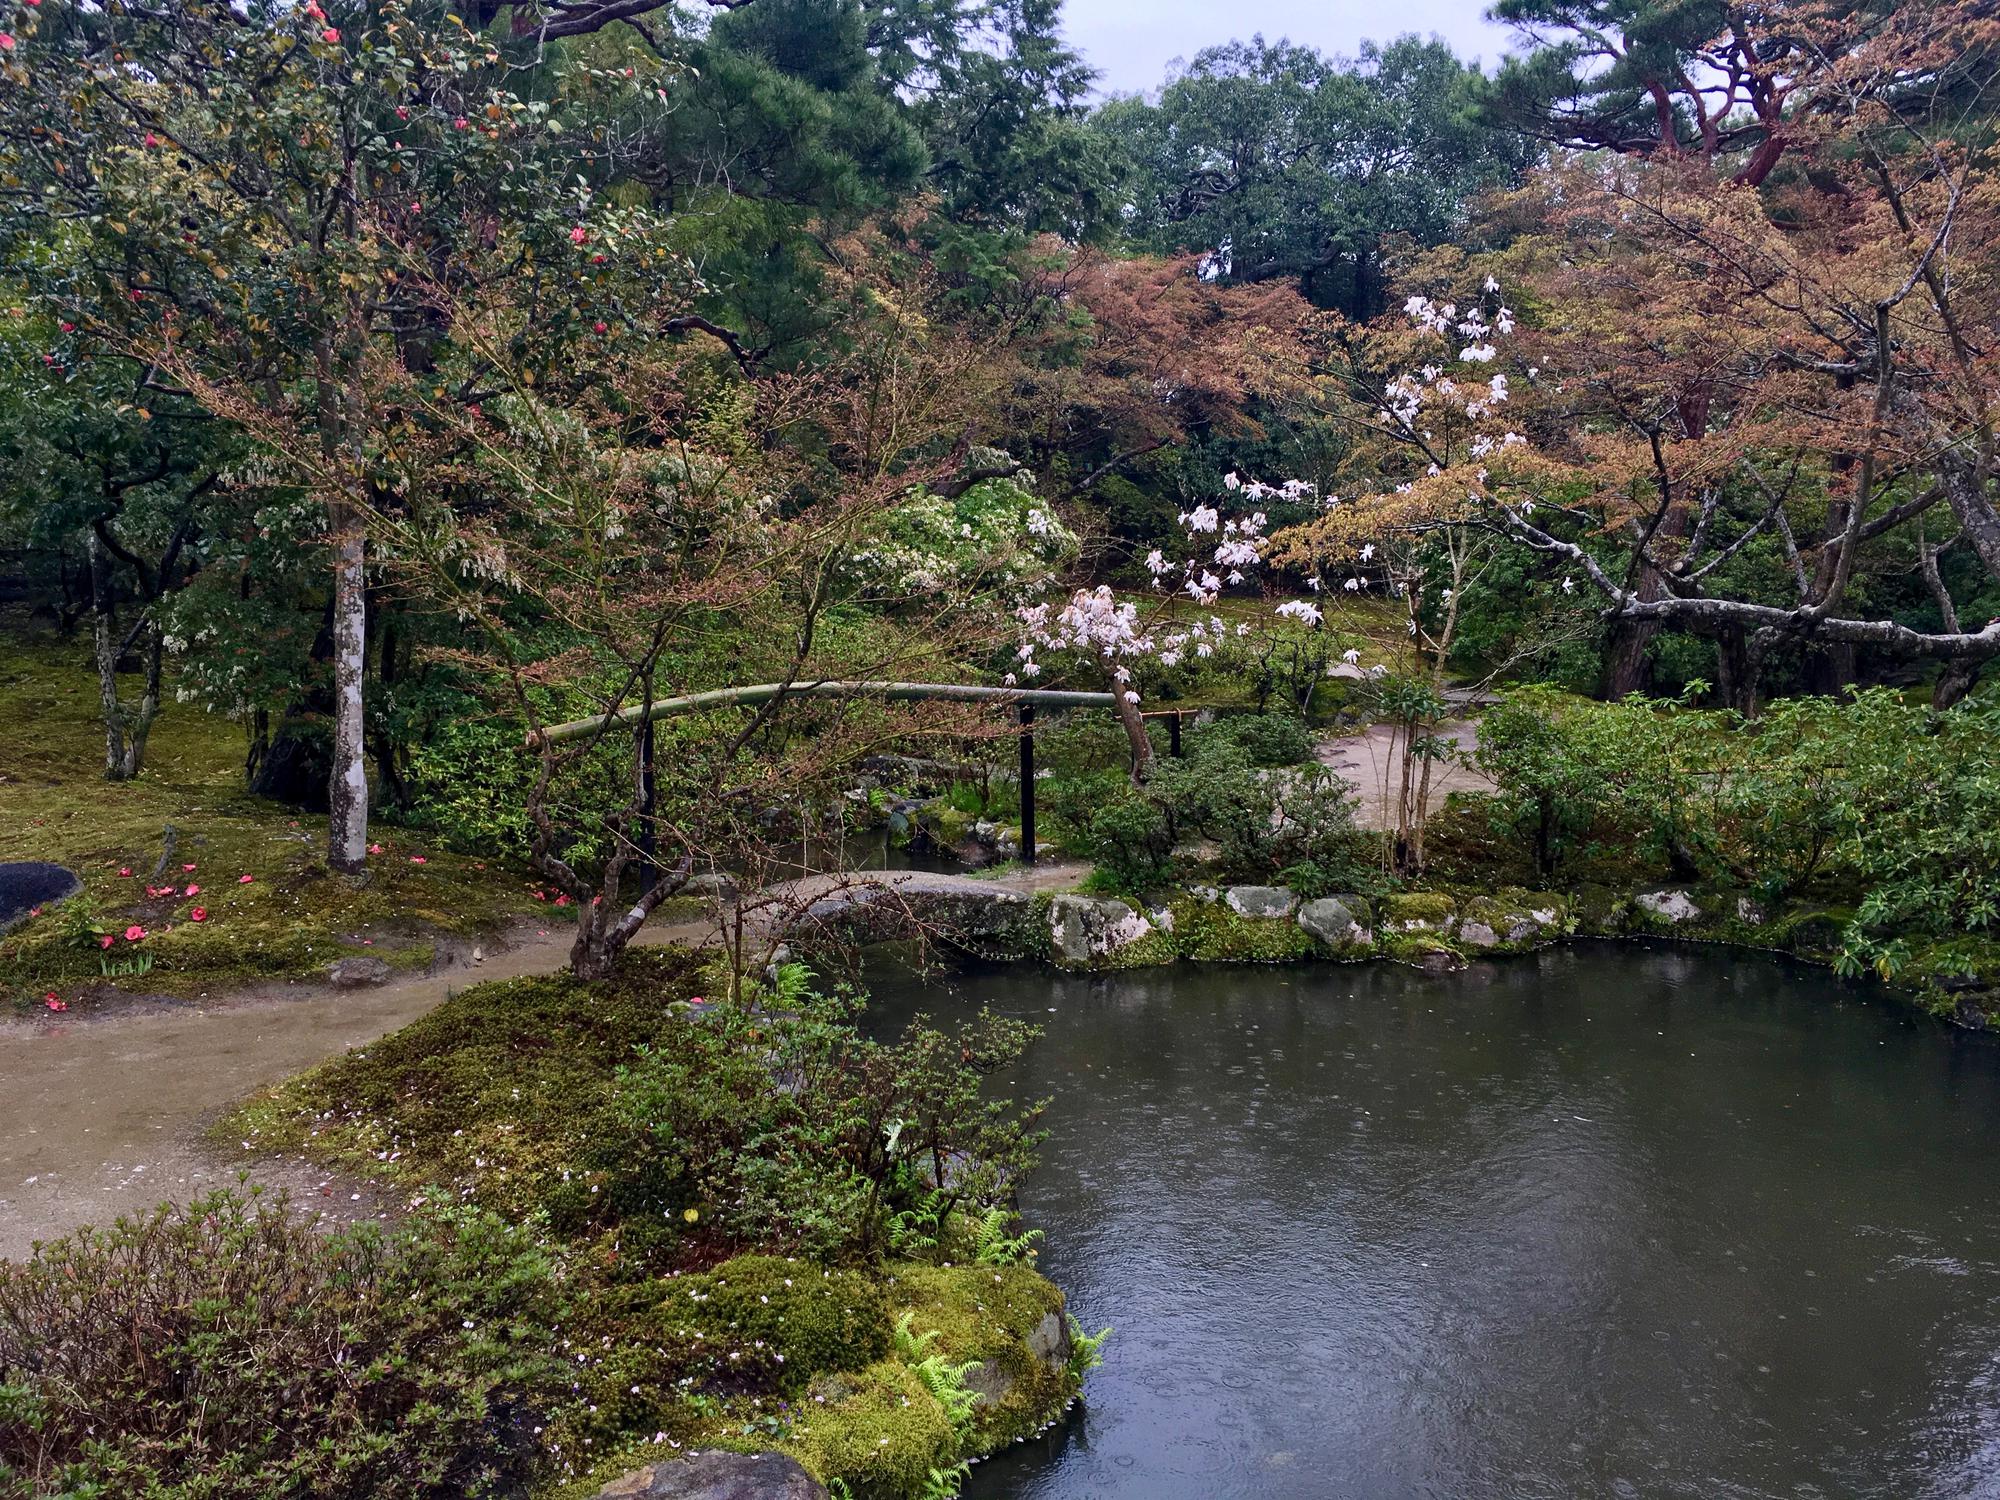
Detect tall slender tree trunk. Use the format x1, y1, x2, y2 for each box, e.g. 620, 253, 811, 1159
327, 499, 370, 873
89, 533, 131, 781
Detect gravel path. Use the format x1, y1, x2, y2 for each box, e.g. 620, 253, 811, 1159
1316, 719, 1494, 830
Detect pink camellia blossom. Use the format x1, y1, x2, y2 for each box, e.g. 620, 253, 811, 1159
124, 925, 147, 942
184, 884, 200, 897
569, 226, 587, 244
99, 935, 115, 950
454, 117, 470, 131
118, 867, 132, 877
395, 106, 410, 121
321, 27, 339, 42
409, 855, 427, 864
45, 994, 67, 1012
368, 842, 384, 855
1, 35, 19, 52
554, 895, 571, 907
593, 321, 608, 334
144, 132, 159, 147
189, 907, 208, 922
182, 863, 196, 872
239, 874, 254, 884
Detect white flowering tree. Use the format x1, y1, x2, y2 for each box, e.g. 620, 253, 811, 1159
1014, 474, 1332, 779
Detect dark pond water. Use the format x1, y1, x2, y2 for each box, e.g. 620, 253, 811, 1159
864, 945, 2000, 1500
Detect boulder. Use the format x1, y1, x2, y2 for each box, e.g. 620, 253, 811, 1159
684, 872, 740, 903
1456, 920, 1502, 949
326, 955, 392, 987
1736, 896, 1767, 926
1297, 896, 1368, 948
592, 1452, 826, 1500
1048, 894, 1153, 965
1635, 889, 1703, 925
1224, 885, 1298, 919
0, 861, 82, 934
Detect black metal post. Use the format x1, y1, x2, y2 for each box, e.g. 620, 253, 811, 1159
1018, 703, 1036, 867
637, 717, 658, 894
1168, 710, 1183, 758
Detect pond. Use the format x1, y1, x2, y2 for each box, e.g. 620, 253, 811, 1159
864, 944, 2000, 1499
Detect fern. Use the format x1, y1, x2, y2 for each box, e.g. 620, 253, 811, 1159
918, 1461, 973, 1500
1065, 1315, 1111, 1378
970, 1206, 1043, 1267
895, 1311, 982, 1440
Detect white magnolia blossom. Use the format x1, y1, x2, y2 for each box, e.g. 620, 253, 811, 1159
1276, 599, 1323, 627
1342, 647, 1362, 664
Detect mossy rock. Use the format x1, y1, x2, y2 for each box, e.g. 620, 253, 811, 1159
1568, 883, 1629, 934
1380, 891, 1456, 930
787, 1358, 958, 1499
1763, 906, 1854, 959
1168, 899, 1317, 963
648, 1255, 891, 1396
888, 1263, 1076, 1451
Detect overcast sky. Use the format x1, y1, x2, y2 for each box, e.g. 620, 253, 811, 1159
1063, 0, 1520, 97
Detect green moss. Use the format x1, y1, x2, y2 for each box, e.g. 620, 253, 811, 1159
1381, 892, 1456, 929
1169, 899, 1316, 963
0, 637, 536, 1007
217, 948, 715, 1232
888, 1263, 1075, 1451
645, 1255, 890, 1395
786, 1358, 958, 1499
1764, 906, 1854, 959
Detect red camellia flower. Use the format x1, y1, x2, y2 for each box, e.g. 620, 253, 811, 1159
118, 867, 132, 877
322, 27, 339, 43
60, 321, 74, 332
44, 994, 67, 1012
124, 925, 146, 942
190, 907, 208, 922
593, 321, 608, 334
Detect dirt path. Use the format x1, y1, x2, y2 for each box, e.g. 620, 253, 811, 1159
1317, 719, 1494, 831
0, 863, 1085, 1260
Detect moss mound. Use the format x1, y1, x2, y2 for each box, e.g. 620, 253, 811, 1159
221, 948, 715, 1239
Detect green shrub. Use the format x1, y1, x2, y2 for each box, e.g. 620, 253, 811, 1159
0, 1190, 563, 1500
1188, 712, 1314, 768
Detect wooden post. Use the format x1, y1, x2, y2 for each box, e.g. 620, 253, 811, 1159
1168, 710, 1183, 759
1018, 703, 1036, 867
637, 717, 658, 894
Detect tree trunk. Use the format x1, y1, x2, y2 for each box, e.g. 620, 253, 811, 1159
87, 534, 132, 781
1111, 674, 1152, 782
326, 503, 370, 873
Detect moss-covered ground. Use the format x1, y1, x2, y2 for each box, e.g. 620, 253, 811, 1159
216, 951, 1082, 1498
0, 634, 536, 1009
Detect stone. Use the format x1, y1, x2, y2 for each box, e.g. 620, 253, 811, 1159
1635, 889, 1703, 924
1456, 920, 1501, 949
1224, 885, 1298, 919
1736, 896, 1767, 926
0, 861, 82, 934
592, 1451, 827, 1500
1296, 896, 1366, 948
685, 872, 739, 903
1048, 894, 1151, 965
326, 955, 392, 987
